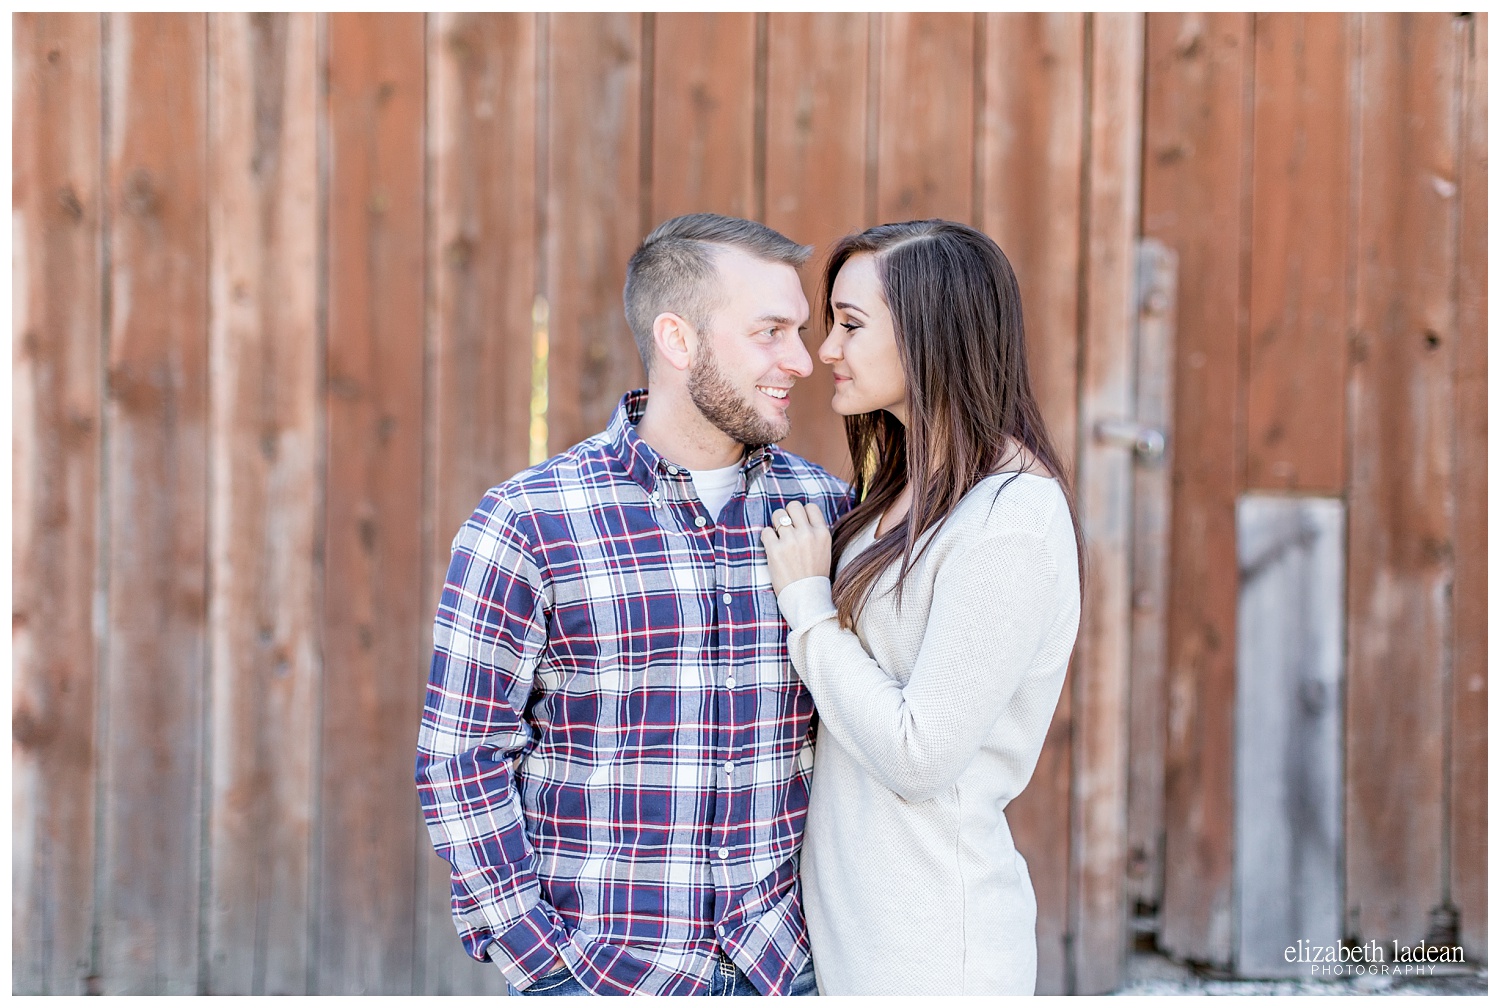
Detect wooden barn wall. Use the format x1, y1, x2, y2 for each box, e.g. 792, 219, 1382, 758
1145, 11, 1488, 968
12, 11, 1486, 996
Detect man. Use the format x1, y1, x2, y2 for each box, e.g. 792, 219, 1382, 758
417, 214, 853, 996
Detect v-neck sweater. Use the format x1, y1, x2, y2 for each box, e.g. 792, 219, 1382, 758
776, 472, 1080, 995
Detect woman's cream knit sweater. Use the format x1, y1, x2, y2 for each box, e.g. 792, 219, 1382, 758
776, 473, 1080, 995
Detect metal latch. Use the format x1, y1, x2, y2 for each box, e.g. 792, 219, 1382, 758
1094, 418, 1167, 464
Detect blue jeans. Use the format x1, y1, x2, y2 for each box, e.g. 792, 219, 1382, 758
510, 954, 818, 996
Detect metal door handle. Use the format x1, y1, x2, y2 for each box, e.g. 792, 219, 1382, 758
1094, 418, 1167, 464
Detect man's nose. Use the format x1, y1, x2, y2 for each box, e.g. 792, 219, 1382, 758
782, 332, 814, 378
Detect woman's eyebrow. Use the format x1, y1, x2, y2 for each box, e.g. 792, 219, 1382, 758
833, 301, 868, 317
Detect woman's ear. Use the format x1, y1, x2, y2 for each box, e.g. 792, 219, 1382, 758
653, 312, 697, 373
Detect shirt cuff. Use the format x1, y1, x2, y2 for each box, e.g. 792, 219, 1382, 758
486, 902, 566, 989
776, 576, 837, 632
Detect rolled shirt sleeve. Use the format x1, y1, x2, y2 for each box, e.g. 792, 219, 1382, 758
416, 494, 565, 988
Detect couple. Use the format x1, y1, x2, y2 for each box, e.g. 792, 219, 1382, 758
416, 213, 1081, 996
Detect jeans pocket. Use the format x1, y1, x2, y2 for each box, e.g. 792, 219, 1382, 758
526, 963, 574, 993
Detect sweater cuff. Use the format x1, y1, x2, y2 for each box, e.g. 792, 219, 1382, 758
776, 576, 837, 631
487, 902, 566, 989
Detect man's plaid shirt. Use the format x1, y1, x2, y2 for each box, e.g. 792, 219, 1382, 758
417, 391, 854, 996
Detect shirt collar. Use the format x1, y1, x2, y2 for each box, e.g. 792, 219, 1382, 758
606, 389, 779, 495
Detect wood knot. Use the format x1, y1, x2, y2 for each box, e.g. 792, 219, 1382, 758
445, 236, 475, 269
1157, 143, 1188, 165
1349, 331, 1370, 364
13, 705, 53, 749
1175, 29, 1203, 59
690, 83, 716, 114
359, 517, 377, 552
123, 168, 160, 217
57, 185, 84, 221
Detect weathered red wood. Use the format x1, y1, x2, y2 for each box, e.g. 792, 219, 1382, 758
1069, 13, 1144, 995
762, 12, 868, 480
12, 12, 103, 996
545, 13, 646, 452
421, 13, 536, 994
321, 12, 427, 993
975, 12, 1086, 994
100, 12, 210, 994
1345, 11, 1458, 949
978, 12, 1084, 468
1244, 14, 1352, 492
1144, 11, 1251, 970
876, 13, 976, 224
1450, 10, 1487, 963
650, 13, 758, 222
204, 13, 319, 994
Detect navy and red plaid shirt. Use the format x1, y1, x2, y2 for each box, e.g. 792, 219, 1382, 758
417, 390, 853, 995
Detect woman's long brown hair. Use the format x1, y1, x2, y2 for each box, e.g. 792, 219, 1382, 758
824, 220, 1084, 629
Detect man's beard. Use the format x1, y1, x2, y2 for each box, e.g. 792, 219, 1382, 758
687, 339, 789, 447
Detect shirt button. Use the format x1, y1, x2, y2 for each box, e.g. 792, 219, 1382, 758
724, 761, 734, 774
722, 592, 732, 605
667, 465, 680, 475
695, 516, 708, 528
725, 676, 737, 688
718, 847, 729, 860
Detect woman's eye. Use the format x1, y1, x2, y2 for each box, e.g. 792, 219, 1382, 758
841, 322, 861, 332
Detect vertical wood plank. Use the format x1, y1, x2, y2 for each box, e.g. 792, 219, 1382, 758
1345, 11, 1457, 949
1069, 12, 1143, 996
204, 13, 319, 995
975, 13, 1085, 993
762, 12, 868, 478
322, 12, 426, 993
12, 12, 103, 996
978, 12, 1084, 467
1144, 11, 1251, 969
1234, 496, 1345, 978
1244, 14, 1352, 492
545, 13, 645, 452
100, 11, 210, 994
1450, 10, 1487, 963
650, 13, 758, 221
1122, 239, 1177, 940
876, 13, 976, 223
421, 12, 536, 994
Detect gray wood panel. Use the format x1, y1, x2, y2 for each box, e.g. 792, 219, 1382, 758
1234, 495, 1344, 977
1125, 238, 1177, 927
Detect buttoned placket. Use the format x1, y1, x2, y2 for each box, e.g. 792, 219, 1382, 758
708, 468, 737, 887
647, 448, 777, 947
711, 454, 777, 904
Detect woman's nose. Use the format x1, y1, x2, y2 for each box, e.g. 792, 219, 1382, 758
818, 330, 841, 364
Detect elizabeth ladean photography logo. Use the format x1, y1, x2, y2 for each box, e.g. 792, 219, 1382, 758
1285, 938, 1466, 977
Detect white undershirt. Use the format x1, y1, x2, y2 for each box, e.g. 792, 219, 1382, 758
689, 463, 742, 521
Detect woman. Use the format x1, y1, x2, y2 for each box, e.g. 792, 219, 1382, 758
761, 220, 1082, 995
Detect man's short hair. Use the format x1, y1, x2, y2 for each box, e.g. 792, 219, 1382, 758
623, 213, 813, 371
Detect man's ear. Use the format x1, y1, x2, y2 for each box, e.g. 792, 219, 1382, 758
652, 312, 697, 374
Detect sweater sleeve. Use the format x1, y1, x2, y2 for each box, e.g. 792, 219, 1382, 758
780, 529, 1061, 803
